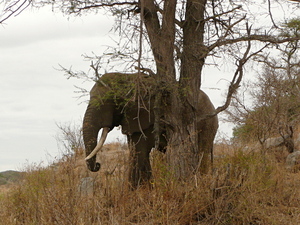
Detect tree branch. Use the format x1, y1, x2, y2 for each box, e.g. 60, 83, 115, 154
205, 5, 242, 23
208, 34, 300, 52
76, 1, 138, 11
200, 25, 270, 120
0, 0, 31, 24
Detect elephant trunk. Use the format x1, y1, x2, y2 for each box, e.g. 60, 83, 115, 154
83, 104, 103, 172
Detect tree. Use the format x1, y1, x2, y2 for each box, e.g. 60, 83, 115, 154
2, 0, 300, 178
229, 18, 300, 146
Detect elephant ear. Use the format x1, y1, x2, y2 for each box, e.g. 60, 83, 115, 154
120, 75, 156, 134
121, 103, 155, 135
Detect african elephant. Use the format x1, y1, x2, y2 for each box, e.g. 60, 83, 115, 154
83, 72, 218, 188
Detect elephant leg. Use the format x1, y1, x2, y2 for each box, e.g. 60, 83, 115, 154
198, 130, 215, 174
127, 130, 154, 188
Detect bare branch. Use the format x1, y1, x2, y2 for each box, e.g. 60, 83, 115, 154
200, 25, 270, 120
267, 0, 279, 29
0, 0, 31, 24
134, 66, 156, 76
205, 5, 242, 22
215, 41, 251, 113
208, 34, 300, 52
77, 1, 138, 11
90, 61, 101, 80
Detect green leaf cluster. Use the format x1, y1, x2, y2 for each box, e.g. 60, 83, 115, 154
91, 73, 156, 109
280, 18, 300, 38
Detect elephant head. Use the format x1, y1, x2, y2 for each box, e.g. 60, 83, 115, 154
82, 73, 160, 185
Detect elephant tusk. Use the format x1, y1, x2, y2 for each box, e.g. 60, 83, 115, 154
85, 127, 110, 161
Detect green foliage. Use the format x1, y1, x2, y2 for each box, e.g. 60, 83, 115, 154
0, 171, 24, 186
281, 18, 300, 38
91, 73, 156, 109
231, 103, 280, 143
232, 123, 255, 143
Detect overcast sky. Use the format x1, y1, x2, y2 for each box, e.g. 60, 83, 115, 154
0, 6, 236, 172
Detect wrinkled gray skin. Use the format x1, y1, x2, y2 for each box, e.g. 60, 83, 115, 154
83, 72, 218, 188
193, 91, 219, 174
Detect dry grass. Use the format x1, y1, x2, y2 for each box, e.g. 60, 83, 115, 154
1, 142, 300, 225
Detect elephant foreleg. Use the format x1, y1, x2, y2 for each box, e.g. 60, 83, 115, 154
127, 132, 154, 189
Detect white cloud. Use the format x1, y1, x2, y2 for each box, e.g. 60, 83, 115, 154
1, 7, 113, 48
0, 6, 126, 171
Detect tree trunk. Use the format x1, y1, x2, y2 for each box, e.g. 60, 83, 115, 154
166, 107, 201, 179
142, 0, 208, 179
164, 90, 211, 179
165, 0, 208, 179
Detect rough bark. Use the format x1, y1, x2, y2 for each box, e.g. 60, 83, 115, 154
167, 0, 210, 178
142, 0, 210, 179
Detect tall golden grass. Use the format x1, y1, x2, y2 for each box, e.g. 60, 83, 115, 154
1, 141, 300, 224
